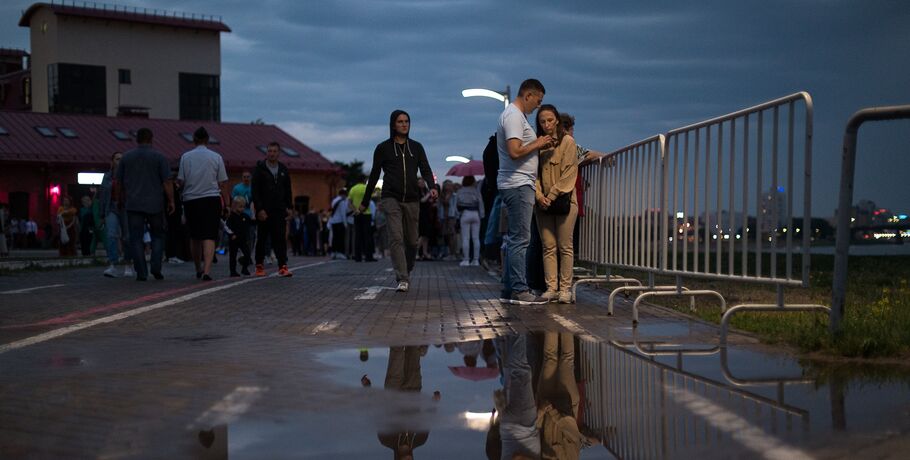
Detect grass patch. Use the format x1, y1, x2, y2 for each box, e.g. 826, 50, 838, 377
585, 254, 910, 359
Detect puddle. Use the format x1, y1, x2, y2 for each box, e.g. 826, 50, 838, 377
194, 335, 910, 459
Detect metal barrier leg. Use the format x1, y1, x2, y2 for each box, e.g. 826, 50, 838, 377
631, 290, 726, 325
719, 304, 830, 347
610, 286, 696, 317
572, 276, 642, 304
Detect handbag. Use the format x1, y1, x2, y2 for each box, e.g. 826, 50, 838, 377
541, 192, 571, 215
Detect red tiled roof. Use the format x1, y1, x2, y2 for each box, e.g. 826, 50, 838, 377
0, 48, 29, 58
19, 2, 231, 33
0, 111, 338, 173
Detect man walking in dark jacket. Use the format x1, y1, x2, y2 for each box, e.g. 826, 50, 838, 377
360, 109, 437, 292
251, 141, 293, 277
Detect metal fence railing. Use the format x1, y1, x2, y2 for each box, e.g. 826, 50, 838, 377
575, 93, 830, 343
579, 339, 810, 459
830, 104, 910, 333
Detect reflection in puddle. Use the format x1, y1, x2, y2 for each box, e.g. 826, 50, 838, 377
210, 335, 910, 459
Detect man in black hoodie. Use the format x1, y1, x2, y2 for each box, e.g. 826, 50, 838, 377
359, 110, 437, 292
251, 141, 293, 277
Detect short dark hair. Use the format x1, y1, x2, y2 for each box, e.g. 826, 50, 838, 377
267, 141, 280, 150
193, 127, 209, 144
517, 78, 545, 97
136, 128, 153, 144
559, 112, 575, 130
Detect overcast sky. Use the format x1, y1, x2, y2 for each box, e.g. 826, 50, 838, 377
2, 0, 908, 216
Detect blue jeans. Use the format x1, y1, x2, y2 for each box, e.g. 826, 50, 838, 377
495, 334, 540, 458
104, 211, 131, 264
127, 211, 165, 279
500, 185, 535, 293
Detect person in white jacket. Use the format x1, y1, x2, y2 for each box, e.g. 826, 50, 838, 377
455, 176, 485, 266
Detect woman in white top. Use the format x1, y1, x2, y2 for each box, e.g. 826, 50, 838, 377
456, 176, 485, 266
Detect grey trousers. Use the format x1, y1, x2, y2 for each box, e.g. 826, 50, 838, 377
381, 198, 419, 283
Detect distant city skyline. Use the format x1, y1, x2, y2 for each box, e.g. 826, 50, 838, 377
1, 0, 907, 214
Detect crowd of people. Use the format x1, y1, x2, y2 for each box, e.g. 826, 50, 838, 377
4, 77, 605, 305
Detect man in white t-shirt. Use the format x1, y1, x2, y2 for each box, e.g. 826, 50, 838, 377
177, 127, 228, 281
497, 79, 554, 305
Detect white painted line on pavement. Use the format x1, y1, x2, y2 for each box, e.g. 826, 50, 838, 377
0, 284, 67, 294
664, 384, 814, 460
187, 386, 267, 430
311, 320, 340, 335
354, 285, 395, 300
547, 313, 598, 341
0, 261, 328, 355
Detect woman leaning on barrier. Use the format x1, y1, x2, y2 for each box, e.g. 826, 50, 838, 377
534, 104, 579, 304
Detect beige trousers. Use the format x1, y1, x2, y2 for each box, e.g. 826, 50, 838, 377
535, 202, 578, 293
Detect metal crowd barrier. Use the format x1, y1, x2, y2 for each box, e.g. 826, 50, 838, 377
575, 92, 830, 344
579, 339, 810, 459
831, 104, 910, 333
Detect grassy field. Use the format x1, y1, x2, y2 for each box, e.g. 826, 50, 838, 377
587, 253, 910, 359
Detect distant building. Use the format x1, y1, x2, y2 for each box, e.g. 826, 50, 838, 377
17, 2, 229, 120
759, 186, 787, 233
0, 111, 342, 227
0, 3, 342, 229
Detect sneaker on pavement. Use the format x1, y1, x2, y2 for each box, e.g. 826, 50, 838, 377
558, 291, 575, 304
103, 265, 118, 278
278, 265, 293, 277
470, 260, 480, 266
396, 281, 409, 292
459, 260, 470, 267
241, 266, 250, 276
510, 291, 549, 305
123, 266, 135, 277
540, 290, 559, 303
151, 271, 164, 280
255, 264, 266, 277
168, 257, 185, 264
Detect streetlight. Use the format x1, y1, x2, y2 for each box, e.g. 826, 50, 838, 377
461, 85, 510, 108
445, 155, 471, 163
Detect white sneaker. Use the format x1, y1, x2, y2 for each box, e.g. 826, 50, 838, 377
123, 266, 135, 277
396, 281, 409, 292
168, 257, 185, 264
470, 260, 480, 266
459, 260, 470, 267
103, 265, 118, 278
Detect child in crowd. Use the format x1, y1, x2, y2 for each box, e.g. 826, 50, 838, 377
226, 196, 253, 276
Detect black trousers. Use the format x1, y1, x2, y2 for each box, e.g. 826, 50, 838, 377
353, 214, 375, 261
229, 237, 251, 274
256, 211, 288, 266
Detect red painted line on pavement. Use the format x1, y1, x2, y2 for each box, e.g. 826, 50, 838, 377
0, 279, 230, 330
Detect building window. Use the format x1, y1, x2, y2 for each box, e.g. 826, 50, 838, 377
208, 135, 220, 144
0, 83, 6, 104
35, 126, 56, 137
22, 77, 30, 106
257, 145, 268, 154
281, 146, 300, 157
179, 132, 194, 143
0, 126, 8, 136
58, 128, 78, 138
48, 63, 106, 115
118, 68, 131, 84
111, 130, 130, 140
179, 73, 220, 121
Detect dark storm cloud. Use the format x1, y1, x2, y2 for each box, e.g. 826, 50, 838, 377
1, 0, 908, 212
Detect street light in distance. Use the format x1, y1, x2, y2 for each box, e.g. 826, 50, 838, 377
446, 155, 471, 164
461, 86, 511, 108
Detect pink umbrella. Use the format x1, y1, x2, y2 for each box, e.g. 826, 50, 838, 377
449, 366, 499, 381
446, 160, 485, 177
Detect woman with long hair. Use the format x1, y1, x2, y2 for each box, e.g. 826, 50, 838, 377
534, 104, 578, 303
456, 175, 485, 266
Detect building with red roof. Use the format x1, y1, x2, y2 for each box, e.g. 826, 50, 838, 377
0, 111, 343, 229
0, 2, 343, 233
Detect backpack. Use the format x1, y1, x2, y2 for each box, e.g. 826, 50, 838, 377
456, 189, 479, 211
